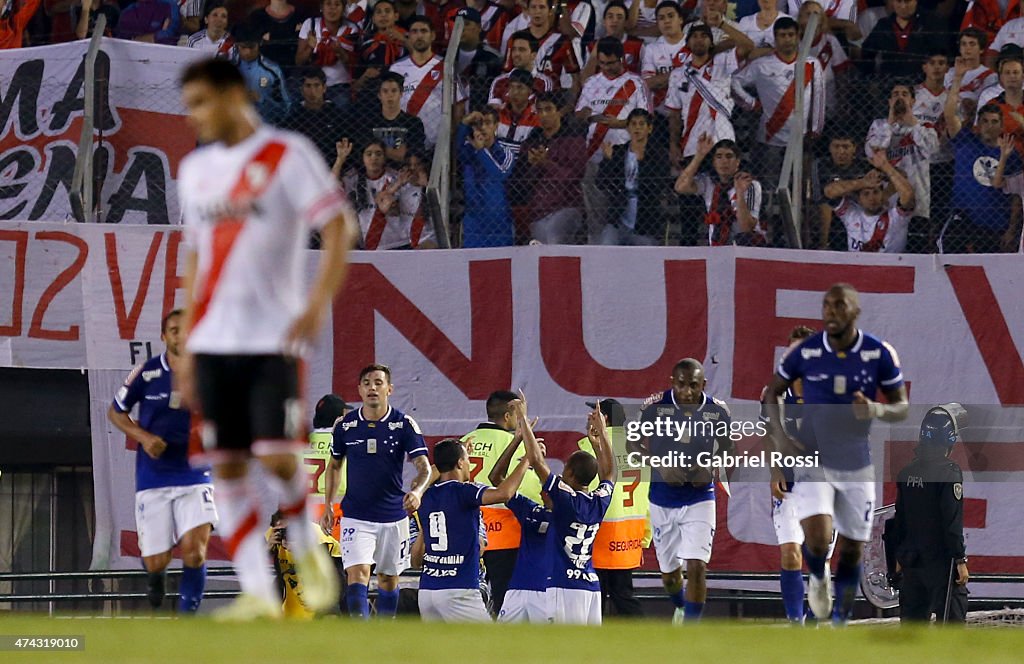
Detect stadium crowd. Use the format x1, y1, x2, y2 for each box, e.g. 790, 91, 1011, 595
9, 0, 1024, 251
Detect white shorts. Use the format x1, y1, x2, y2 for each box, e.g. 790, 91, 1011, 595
418, 588, 491, 623
650, 500, 716, 571
772, 494, 804, 546
340, 516, 410, 576
498, 589, 551, 624
791, 466, 876, 543
135, 484, 218, 557
549, 587, 602, 625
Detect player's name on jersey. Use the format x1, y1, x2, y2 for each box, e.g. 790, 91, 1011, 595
625, 417, 767, 443
625, 450, 820, 470
423, 553, 466, 565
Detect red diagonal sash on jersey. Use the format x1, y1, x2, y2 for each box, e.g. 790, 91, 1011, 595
587, 78, 638, 159
765, 61, 814, 144
365, 208, 388, 250
862, 210, 890, 252
192, 140, 288, 326
407, 59, 445, 116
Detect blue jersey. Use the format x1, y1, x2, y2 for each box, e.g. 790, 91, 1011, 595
506, 495, 551, 592
542, 473, 613, 592
951, 129, 1022, 229
777, 330, 904, 471
641, 390, 729, 507
418, 480, 488, 591
112, 353, 211, 492
330, 406, 428, 522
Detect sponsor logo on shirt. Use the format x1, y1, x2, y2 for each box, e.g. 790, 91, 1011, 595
142, 369, 162, 382
801, 348, 823, 359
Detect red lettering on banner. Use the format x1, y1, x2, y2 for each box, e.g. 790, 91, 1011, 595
538, 257, 708, 396
105, 232, 163, 340
163, 230, 184, 321
0, 229, 28, 336
332, 260, 513, 400
732, 259, 916, 400
28, 231, 88, 341
946, 265, 1024, 405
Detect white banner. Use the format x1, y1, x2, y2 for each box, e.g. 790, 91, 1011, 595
0, 40, 201, 224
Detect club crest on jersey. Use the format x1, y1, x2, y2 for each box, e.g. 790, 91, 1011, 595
953, 483, 963, 500
245, 162, 270, 189
431, 70, 440, 80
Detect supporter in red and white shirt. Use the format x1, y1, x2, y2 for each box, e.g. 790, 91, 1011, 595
296, 0, 361, 109
978, 50, 1024, 114
391, 15, 469, 149
986, 15, 1024, 68
823, 149, 916, 253
489, 29, 556, 106
186, 3, 236, 60
665, 24, 737, 163
915, 49, 953, 164
961, 0, 1022, 48
501, 0, 581, 90
738, 0, 789, 49
581, 1, 644, 77
674, 133, 765, 246
495, 69, 543, 159
641, 1, 690, 114
684, 0, 755, 56
945, 27, 998, 113
785, 0, 861, 39
557, 0, 597, 47
423, 0, 464, 51
798, 1, 850, 117
443, 0, 513, 50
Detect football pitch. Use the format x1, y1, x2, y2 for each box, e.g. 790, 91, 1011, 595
0, 615, 1020, 663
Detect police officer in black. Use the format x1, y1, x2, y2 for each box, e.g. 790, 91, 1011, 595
890, 404, 969, 623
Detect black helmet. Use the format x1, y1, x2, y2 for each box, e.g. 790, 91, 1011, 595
918, 403, 967, 448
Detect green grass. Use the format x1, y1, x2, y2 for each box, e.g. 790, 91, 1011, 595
0, 615, 1020, 663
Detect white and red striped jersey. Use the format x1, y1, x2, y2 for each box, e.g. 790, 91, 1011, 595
297, 17, 360, 86
186, 30, 237, 60
444, 1, 512, 50
694, 173, 765, 246
737, 11, 791, 49
641, 35, 690, 112
943, 64, 998, 103
487, 68, 556, 107
499, 12, 530, 55
785, 0, 856, 22
567, 0, 596, 44
989, 17, 1024, 59
808, 32, 850, 115
347, 0, 370, 29
914, 84, 953, 163
978, 84, 1005, 109
575, 70, 652, 162
732, 53, 826, 147
864, 119, 939, 218
342, 169, 433, 250
833, 196, 912, 253
496, 103, 542, 157
665, 51, 738, 157
534, 30, 581, 88
179, 127, 351, 355
392, 54, 469, 148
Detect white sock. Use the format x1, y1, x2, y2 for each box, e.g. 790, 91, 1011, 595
217, 476, 276, 604
267, 467, 317, 558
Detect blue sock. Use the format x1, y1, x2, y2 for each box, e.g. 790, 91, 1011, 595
177, 564, 207, 614
347, 583, 369, 618
683, 601, 704, 621
802, 544, 827, 579
832, 561, 861, 622
376, 588, 399, 618
780, 569, 805, 622
669, 590, 686, 609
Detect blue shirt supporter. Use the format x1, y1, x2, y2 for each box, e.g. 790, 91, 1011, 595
112, 353, 211, 492
418, 480, 489, 591
457, 122, 515, 248
950, 130, 1022, 230
777, 329, 904, 471
543, 473, 613, 592
331, 405, 428, 523
506, 495, 551, 592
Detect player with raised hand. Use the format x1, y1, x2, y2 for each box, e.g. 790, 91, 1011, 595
524, 400, 616, 625
412, 438, 531, 622
322, 364, 433, 619
763, 284, 908, 625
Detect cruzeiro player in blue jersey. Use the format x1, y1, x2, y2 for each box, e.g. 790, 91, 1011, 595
108, 309, 218, 614
412, 438, 531, 622
322, 364, 433, 618
526, 400, 616, 625
763, 284, 908, 624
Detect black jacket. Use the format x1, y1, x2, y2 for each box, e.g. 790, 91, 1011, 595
891, 452, 966, 567
597, 141, 672, 239
859, 14, 948, 80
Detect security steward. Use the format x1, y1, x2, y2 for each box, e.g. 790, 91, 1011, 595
889, 404, 969, 623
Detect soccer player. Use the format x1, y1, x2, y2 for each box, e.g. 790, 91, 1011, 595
412, 438, 531, 622
630, 358, 732, 624
322, 364, 433, 618
108, 309, 217, 614
176, 58, 355, 621
527, 401, 616, 625
763, 284, 909, 624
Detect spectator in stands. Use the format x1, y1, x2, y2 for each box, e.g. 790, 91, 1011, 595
946, 27, 997, 120
961, 0, 1021, 48
395, 0, 418, 30
865, 80, 939, 251
687, 0, 756, 58
496, 69, 542, 161
798, 1, 852, 121
283, 67, 348, 165
296, 0, 360, 110
236, 25, 292, 125
446, 0, 512, 53
115, 0, 179, 44
666, 23, 738, 167
458, 108, 516, 247
986, 15, 1024, 69
186, 3, 236, 59
597, 108, 672, 245
675, 134, 767, 246
248, 0, 304, 72
811, 130, 867, 249
335, 138, 436, 249
454, 7, 504, 111
581, 2, 644, 78
821, 149, 915, 252
737, 0, 789, 49
979, 46, 1024, 112
994, 134, 1024, 253
357, 71, 427, 167
488, 30, 555, 108
73, 0, 119, 39
916, 47, 954, 242
732, 17, 825, 191
576, 36, 652, 244
506, 0, 580, 95
355, 0, 406, 97
512, 91, 587, 244
858, 0, 938, 81
641, 1, 689, 117
784, 0, 861, 40
178, 0, 205, 36
943, 59, 1024, 253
